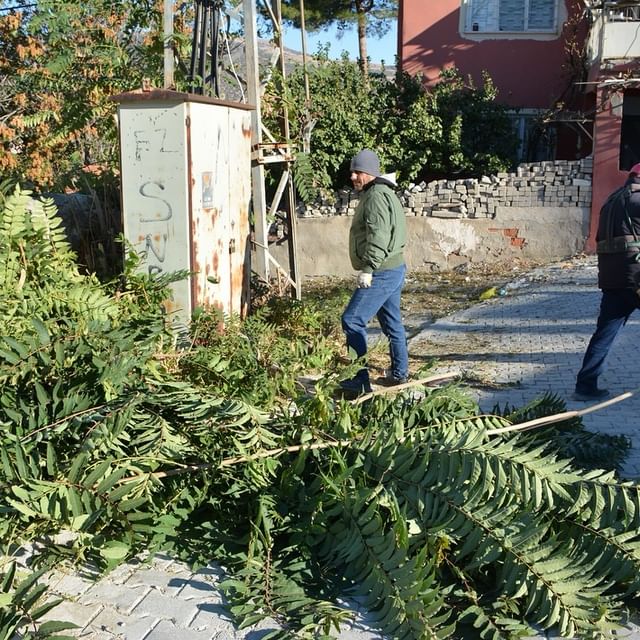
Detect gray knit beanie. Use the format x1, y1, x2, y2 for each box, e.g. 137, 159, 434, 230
350, 149, 381, 177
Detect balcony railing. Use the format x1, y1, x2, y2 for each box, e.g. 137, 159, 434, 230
595, 3, 640, 60
605, 2, 640, 22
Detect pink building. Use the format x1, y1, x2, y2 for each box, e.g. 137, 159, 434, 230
398, 0, 640, 251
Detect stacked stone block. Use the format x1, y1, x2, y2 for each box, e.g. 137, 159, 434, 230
299, 157, 593, 219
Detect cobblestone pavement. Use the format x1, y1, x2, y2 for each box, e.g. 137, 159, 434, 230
39, 255, 640, 639
42, 553, 379, 640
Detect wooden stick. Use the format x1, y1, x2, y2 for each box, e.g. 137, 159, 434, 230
119, 438, 357, 483
351, 372, 459, 405
486, 390, 635, 435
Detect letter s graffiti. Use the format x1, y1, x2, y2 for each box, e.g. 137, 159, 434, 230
139, 181, 172, 222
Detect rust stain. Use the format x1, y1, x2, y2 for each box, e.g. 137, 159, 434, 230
231, 264, 244, 298
161, 299, 180, 316
194, 279, 204, 302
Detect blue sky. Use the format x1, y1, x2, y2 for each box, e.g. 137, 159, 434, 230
282, 21, 398, 65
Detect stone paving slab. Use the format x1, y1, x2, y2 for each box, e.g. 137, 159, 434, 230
41, 553, 381, 639
35, 255, 640, 639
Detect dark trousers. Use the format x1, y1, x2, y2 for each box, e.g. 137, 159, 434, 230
576, 289, 640, 393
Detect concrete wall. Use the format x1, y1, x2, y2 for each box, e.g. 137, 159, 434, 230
269, 205, 590, 278
266, 158, 593, 278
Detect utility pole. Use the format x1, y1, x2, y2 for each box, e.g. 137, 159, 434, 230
242, 0, 271, 284
299, 0, 311, 107
271, 0, 301, 299
163, 0, 174, 88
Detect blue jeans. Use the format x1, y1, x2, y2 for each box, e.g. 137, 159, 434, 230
576, 289, 640, 393
341, 265, 409, 386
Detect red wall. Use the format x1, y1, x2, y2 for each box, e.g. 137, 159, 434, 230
399, 0, 584, 110
588, 87, 626, 252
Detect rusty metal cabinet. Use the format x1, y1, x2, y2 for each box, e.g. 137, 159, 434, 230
114, 89, 253, 328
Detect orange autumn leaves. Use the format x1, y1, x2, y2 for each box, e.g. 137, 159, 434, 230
0, 3, 165, 189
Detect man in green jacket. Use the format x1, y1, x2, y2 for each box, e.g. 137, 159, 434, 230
340, 149, 409, 396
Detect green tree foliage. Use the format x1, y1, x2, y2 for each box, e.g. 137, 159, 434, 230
2, 189, 640, 639
273, 56, 517, 200
280, 0, 398, 75
268, 53, 421, 198
1, 1, 517, 201
426, 67, 519, 180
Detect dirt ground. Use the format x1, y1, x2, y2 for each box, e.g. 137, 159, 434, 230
302, 256, 546, 379
399, 257, 543, 337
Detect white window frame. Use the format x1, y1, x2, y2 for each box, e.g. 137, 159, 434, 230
463, 0, 559, 34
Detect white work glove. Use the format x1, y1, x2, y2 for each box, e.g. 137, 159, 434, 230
357, 272, 373, 288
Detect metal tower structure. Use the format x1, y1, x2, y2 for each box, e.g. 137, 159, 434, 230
167, 0, 302, 299
242, 0, 301, 299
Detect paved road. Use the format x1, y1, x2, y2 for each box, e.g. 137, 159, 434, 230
409, 254, 640, 480
41, 553, 380, 639
39, 255, 640, 639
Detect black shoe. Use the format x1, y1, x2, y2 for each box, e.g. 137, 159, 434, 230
375, 373, 409, 387
572, 388, 610, 402
338, 378, 373, 398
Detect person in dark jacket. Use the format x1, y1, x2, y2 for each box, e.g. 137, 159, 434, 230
574, 163, 640, 401
339, 149, 409, 397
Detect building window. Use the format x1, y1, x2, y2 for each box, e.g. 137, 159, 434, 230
607, 4, 640, 22
465, 0, 558, 33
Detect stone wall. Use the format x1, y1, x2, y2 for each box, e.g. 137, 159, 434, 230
300, 158, 593, 220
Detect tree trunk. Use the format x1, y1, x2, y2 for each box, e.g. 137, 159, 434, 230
355, 0, 369, 79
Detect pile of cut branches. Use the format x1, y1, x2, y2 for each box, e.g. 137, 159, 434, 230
0, 188, 637, 639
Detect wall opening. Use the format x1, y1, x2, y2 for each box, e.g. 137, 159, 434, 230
463, 0, 558, 33
619, 91, 640, 170
509, 110, 557, 162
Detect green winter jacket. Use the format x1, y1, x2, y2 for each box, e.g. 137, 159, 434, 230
349, 178, 406, 273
